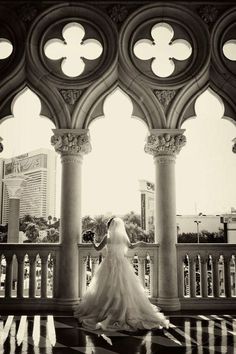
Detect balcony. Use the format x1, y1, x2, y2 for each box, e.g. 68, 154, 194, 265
0, 243, 236, 312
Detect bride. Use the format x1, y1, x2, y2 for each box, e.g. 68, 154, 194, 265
75, 217, 169, 331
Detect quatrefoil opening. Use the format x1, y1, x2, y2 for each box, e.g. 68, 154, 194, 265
223, 40, 236, 61
133, 22, 192, 78
0, 38, 13, 59
44, 22, 103, 77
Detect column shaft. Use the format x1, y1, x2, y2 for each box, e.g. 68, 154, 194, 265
8, 199, 20, 243
154, 156, 180, 309
58, 153, 82, 300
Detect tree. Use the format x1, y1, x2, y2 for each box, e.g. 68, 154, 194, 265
82, 215, 95, 232
25, 223, 40, 243
91, 215, 108, 242
123, 211, 141, 227
0, 232, 7, 243
125, 222, 148, 243
43, 228, 59, 243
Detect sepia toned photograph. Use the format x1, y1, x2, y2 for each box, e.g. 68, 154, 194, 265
0, 0, 236, 353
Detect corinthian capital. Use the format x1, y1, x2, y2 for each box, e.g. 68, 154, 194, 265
144, 129, 186, 157
51, 129, 92, 155
3, 176, 27, 199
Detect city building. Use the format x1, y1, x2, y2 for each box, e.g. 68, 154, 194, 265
139, 179, 236, 241
1, 149, 57, 224
139, 179, 155, 232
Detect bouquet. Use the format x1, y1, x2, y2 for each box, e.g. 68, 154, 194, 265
82, 230, 95, 243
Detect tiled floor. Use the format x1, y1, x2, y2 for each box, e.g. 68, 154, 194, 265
0, 314, 236, 353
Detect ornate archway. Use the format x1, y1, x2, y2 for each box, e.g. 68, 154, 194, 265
0, 1, 236, 312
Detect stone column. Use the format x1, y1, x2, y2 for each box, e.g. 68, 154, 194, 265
3, 177, 27, 243
4, 176, 27, 285
51, 129, 91, 311
145, 129, 186, 310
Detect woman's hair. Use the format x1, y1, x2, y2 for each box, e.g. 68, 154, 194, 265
107, 217, 115, 229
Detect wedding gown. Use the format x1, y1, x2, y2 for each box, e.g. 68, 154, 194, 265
75, 217, 169, 331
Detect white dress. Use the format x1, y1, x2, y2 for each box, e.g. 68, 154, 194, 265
75, 218, 169, 331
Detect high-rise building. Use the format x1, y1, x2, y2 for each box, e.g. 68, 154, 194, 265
139, 179, 155, 232
1, 149, 57, 224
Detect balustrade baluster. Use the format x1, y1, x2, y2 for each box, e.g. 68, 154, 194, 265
138, 258, 146, 287
16, 255, 25, 298
200, 257, 208, 298
5, 254, 13, 298
224, 257, 232, 298
52, 255, 56, 298
29, 254, 37, 298
41, 254, 48, 298
178, 257, 185, 298
149, 257, 154, 297
189, 258, 196, 298
91, 258, 99, 277
81, 257, 87, 296
212, 258, 220, 298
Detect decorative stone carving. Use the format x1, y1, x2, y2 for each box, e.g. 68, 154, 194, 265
12, 158, 22, 174
3, 176, 27, 199
108, 4, 128, 23
59, 89, 82, 105
198, 5, 218, 25
51, 131, 92, 155
145, 133, 186, 157
133, 23, 192, 78
44, 22, 103, 77
154, 90, 177, 109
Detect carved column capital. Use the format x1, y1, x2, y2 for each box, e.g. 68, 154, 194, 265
144, 129, 186, 159
3, 176, 27, 199
51, 129, 92, 156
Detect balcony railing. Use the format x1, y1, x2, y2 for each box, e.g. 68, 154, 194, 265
177, 243, 236, 309
0, 244, 60, 311
0, 242, 236, 311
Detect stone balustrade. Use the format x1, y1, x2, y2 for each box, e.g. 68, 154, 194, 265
78, 243, 159, 301
1, 242, 236, 312
0, 244, 60, 311
177, 244, 236, 310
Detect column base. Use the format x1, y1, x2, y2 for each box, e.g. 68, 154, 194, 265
157, 297, 181, 311
55, 298, 80, 313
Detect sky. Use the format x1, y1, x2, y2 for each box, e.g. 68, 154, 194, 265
0, 88, 236, 218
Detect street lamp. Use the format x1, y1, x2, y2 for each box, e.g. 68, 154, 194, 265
194, 220, 202, 243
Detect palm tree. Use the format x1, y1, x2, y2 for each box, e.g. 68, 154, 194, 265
91, 215, 108, 242
123, 211, 141, 227
82, 216, 95, 232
